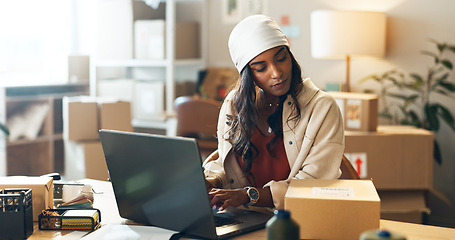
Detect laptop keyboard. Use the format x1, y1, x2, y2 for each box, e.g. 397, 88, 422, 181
214, 216, 242, 228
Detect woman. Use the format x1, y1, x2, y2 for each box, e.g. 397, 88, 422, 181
203, 15, 344, 210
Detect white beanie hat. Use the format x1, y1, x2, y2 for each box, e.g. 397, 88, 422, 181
228, 15, 289, 73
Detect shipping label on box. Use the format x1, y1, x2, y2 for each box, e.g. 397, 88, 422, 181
328, 91, 378, 132
345, 125, 434, 190
285, 179, 380, 240
0, 176, 53, 221
344, 152, 368, 178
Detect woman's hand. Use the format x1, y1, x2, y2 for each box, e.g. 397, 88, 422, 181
205, 177, 221, 192
208, 188, 249, 211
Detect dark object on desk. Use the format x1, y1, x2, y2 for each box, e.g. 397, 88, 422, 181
360, 229, 406, 240
266, 210, 299, 240
38, 208, 101, 231
41, 172, 61, 181
99, 129, 272, 240
0, 188, 33, 240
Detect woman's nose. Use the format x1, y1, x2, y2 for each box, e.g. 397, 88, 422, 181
270, 64, 282, 79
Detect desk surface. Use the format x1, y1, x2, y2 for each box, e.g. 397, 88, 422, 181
29, 179, 455, 240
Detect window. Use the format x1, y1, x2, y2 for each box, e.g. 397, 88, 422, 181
0, 0, 71, 86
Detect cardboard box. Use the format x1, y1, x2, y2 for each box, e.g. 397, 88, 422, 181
328, 91, 378, 132
285, 179, 380, 240
63, 96, 98, 141
199, 67, 238, 101
0, 176, 53, 221
64, 140, 109, 181
379, 190, 430, 224
344, 125, 434, 190
98, 100, 133, 132
63, 96, 134, 141
134, 20, 200, 59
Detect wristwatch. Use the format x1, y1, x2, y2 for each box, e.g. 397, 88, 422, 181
244, 187, 260, 207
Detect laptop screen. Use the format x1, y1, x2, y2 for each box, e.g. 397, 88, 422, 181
99, 130, 218, 239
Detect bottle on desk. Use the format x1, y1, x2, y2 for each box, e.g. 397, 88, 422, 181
360, 229, 406, 240
266, 209, 299, 240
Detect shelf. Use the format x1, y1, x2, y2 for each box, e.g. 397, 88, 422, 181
95, 58, 204, 68
0, 85, 89, 176
6, 134, 61, 147
132, 116, 177, 136
90, 0, 207, 133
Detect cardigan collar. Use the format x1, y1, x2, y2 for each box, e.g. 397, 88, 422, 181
284, 78, 320, 112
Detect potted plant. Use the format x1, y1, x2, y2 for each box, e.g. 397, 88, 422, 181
360, 39, 455, 164
0, 123, 9, 136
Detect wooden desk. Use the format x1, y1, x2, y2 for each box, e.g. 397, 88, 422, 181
29, 180, 455, 240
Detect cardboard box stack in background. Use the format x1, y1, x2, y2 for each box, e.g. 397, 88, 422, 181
0, 176, 53, 221
327, 90, 434, 223
285, 179, 380, 240
344, 125, 434, 223
63, 96, 133, 181
134, 20, 199, 60
328, 91, 378, 132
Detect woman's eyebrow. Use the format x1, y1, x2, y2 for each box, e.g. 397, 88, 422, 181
250, 47, 286, 66
250, 47, 285, 66
250, 60, 265, 66
274, 47, 285, 56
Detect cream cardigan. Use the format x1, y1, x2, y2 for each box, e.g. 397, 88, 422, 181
203, 78, 345, 209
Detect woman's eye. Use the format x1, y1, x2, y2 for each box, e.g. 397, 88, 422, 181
277, 56, 287, 62
255, 66, 266, 72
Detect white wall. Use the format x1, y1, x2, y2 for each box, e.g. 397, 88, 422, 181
206, 0, 455, 227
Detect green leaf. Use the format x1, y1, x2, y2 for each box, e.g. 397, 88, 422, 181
379, 112, 393, 120
358, 74, 378, 84
431, 73, 450, 91
421, 50, 438, 58
0, 124, 9, 136
434, 140, 442, 164
408, 110, 422, 127
386, 93, 418, 106
441, 60, 453, 70
437, 105, 455, 132
439, 81, 455, 92
425, 104, 440, 131
401, 82, 419, 92
449, 46, 455, 54
362, 89, 374, 94
387, 78, 403, 88
435, 89, 449, 96
436, 42, 447, 53
410, 73, 424, 83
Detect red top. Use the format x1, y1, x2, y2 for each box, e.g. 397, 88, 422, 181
236, 127, 290, 187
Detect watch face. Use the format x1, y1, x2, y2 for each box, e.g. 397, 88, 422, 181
248, 188, 259, 201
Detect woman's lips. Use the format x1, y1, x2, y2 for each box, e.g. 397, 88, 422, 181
272, 79, 286, 88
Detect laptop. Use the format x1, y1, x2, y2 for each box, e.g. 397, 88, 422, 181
99, 129, 272, 239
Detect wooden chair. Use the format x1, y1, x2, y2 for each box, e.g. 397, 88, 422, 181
339, 154, 360, 179
203, 150, 360, 180
174, 96, 222, 159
